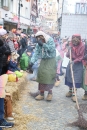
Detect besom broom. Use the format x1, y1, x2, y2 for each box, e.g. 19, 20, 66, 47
68, 47, 87, 128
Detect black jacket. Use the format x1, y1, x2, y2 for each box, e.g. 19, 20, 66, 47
0, 38, 11, 67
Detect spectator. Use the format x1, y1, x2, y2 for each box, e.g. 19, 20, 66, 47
0, 29, 14, 128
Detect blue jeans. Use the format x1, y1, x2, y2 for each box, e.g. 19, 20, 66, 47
0, 98, 4, 120
0, 68, 2, 75
27, 68, 38, 80
0, 68, 4, 121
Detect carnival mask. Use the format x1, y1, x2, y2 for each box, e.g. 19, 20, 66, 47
72, 35, 81, 46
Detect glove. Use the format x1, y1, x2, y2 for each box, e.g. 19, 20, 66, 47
28, 63, 33, 73
69, 61, 74, 66
29, 63, 33, 69
37, 40, 43, 46
83, 54, 87, 60
67, 46, 71, 50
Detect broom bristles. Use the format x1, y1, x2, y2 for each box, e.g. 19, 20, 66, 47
68, 109, 87, 128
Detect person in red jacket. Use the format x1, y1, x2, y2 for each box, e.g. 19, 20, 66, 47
65, 34, 85, 102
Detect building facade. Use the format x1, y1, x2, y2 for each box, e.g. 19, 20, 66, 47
0, 0, 31, 32
30, 0, 38, 33
57, 0, 87, 39
37, 0, 58, 34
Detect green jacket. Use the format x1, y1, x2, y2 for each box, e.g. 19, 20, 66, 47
20, 53, 30, 70
31, 38, 56, 64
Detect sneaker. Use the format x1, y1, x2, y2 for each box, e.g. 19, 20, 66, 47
35, 94, 44, 100
7, 117, 14, 121
66, 91, 72, 97
0, 119, 14, 128
82, 94, 87, 100
46, 94, 52, 101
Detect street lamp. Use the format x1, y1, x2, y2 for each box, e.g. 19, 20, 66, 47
18, 0, 23, 28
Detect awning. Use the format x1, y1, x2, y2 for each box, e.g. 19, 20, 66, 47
4, 19, 18, 25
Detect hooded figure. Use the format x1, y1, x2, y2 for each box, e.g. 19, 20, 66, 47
29, 31, 56, 101
65, 34, 85, 102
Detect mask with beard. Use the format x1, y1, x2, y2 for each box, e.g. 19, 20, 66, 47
36, 35, 45, 46
72, 35, 81, 46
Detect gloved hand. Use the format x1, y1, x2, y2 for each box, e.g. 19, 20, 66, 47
28, 63, 33, 73
37, 40, 43, 46
29, 63, 33, 69
67, 46, 71, 50
69, 61, 74, 66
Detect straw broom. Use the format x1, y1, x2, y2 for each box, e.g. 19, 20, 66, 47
69, 47, 87, 128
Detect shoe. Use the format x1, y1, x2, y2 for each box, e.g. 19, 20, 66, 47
82, 94, 87, 100
0, 119, 14, 128
29, 91, 40, 98
46, 94, 52, 101
55, 81, 60, 87
35, 94, 44, 100
66, 91, 72, 97
7, 117, 14, 121
72, 95, 76, 102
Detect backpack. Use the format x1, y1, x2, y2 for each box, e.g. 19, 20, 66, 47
20, 53, 30, 70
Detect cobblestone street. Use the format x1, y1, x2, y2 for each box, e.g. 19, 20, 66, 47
20, 73, 87, 130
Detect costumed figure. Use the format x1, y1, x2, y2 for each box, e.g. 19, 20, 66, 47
82, 40, 87, 100
29, 31, 56, 101
65, 34, 85, 102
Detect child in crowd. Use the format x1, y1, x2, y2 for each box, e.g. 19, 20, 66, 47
20, 46, 33, 71
8, 52, 20, 72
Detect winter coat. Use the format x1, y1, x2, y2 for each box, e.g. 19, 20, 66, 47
7, 39, 15, 53
3, 43, 11, 67
31, 37, 56, 64
8, 60, 20, 72
31, 31, 56, 84
0, 39, 11, 67
20, 53, 30, 70
20, 38, 27, 48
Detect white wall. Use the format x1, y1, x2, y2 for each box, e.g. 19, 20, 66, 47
61, 14, 87, 39
58, 0, 63, 18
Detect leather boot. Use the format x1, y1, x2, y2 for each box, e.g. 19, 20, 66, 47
29, 91, 40, 98
55, 81, 60, 87
66, 91, 72, 97
72, 95, 76, 102
82, 94, 87, 100
46, 94, 52, 101
35, 94, 44, 100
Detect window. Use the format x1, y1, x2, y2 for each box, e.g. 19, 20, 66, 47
75, 3, 87, 14
0, 0, 3, 7
81, 3, 85, 14
10, 0, 13, 12
3, 0, 9, 7
25, 7, 28, 18
75, 3, 80, 14
0, 0, 2, 7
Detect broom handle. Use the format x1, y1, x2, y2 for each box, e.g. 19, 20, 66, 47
70, 48, 80, 110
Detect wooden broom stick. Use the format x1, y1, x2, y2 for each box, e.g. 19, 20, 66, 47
70, 48, 80, 110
